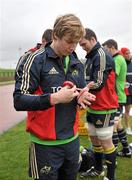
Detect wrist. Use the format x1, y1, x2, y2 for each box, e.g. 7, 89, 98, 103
50, 93, 59, 105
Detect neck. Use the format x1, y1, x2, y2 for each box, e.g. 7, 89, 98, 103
110, 49, 117, 57
50, 42, 62, 57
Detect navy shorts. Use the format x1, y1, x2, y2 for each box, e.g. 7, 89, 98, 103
29, 137, 79, 180
87, 112, 115, 128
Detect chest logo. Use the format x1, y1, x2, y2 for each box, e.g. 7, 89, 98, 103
72, 69, 78, 76
48, 67, 59, 74
40, 166, 51, 175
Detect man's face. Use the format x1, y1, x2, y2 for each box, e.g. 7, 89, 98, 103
41, 38, 46, 47
54, 35, 78, 56
123, 50, 131, 61
79, 38, 93, 53
103, 45, 113, 56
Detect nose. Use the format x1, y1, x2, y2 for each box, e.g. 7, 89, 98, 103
69, 43, 77, 51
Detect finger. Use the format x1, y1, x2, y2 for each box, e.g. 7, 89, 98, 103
87, 81, 95, 89
82, 99, 91, 106
77, 88, 88, 99
73, 91, 79, 97
71, 85, 77, 91
80, 102, 87, 109
87, 94, 96, 101
71, 85, 80, 95
76, 88, 82, 92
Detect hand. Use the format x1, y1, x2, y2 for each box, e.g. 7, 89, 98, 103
77, 87, 96, 109
50, 85, 79, 105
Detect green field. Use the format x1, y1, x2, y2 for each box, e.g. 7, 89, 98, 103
0, 68, 15, 82
0, 120, 132, 180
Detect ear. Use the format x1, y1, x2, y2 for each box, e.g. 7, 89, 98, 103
52, 33, 58, 40
111, 46, 115, 51
91, 37, 96, 43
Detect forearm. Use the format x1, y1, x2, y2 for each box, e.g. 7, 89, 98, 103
13, 93, 52, 111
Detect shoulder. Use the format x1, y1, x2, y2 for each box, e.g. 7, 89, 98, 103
95, 47, 107, 61
115, 54, 125, 62
96, 47, 113, 64
115, 55, 127, 67
97, 47, 113, 60
26, 48, 46, 65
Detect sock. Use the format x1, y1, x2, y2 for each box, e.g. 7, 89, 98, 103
104, 145, 116, 180
118, 128, 130, 153
93, 145, 103, 172
112, 132, 119, 149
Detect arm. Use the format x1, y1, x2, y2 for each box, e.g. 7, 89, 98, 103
13, 52, 79, 111
13, 52, 52, 111
90, 54, 111, 91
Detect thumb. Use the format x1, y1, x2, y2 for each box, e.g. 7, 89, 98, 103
71, 86, 79, 96
71, 85, 77, 91
87, 81, 95, 90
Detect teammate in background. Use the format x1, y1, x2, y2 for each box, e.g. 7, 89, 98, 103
13, 14, 95, 180
102, 40, 132, 158
41, 28, 53, 47
121, 47, 132, 135
79, 28, 118, 180
28, 28, 53, 52
28, 42, 42, 53
15, 28, 53, 80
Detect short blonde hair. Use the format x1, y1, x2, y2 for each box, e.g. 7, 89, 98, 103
53, 14, 85, 42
